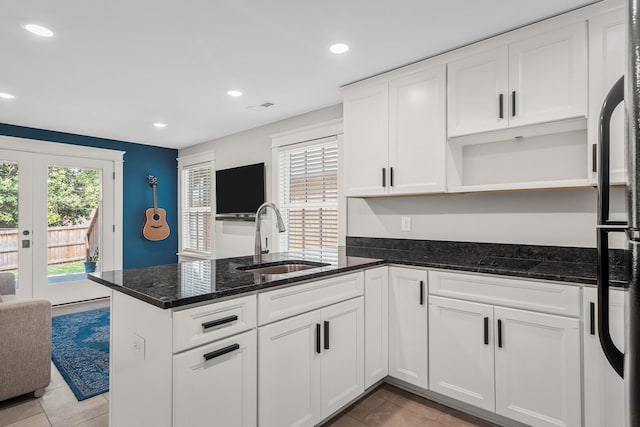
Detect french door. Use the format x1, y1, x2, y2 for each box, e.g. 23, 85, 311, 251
0, 145, 119, 305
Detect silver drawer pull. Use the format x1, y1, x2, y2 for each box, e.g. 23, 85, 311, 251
202, 315, 238, 330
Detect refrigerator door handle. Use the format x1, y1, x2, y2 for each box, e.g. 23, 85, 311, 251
596, 76, 625, 379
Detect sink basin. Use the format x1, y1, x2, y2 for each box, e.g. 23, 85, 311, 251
237, 260, 330, 275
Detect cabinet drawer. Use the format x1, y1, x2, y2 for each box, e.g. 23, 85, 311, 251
173, 330, 256, 427
173, 295, 257, 353
258, 272, 364, 325
428, 270, 580, 317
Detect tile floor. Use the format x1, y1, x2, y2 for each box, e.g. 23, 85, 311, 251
0, 299, 110, 427
1, 298, 494, 427
326, 384, 496, 427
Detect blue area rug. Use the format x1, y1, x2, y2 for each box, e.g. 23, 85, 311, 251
51, 308, 110, 401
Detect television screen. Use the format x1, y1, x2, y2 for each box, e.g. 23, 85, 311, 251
216, 163, 265, 215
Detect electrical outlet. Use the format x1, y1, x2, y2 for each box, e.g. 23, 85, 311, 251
132, 333, 145, 360
401, 216, 411, 232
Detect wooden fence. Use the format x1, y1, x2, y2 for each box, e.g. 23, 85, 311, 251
0, 225, 89, 271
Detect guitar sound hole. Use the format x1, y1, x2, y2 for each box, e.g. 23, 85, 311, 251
153, 214, 160, 221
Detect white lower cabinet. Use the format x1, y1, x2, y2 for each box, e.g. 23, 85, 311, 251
364, 266, 389, 388
258, 297, 365, 427
429, 296, 495, 412
427, 270, 582, 427
388, 266, 429, 389
494, 306, 581, 427
173, 330, 257, 427
583, 287, 625, 427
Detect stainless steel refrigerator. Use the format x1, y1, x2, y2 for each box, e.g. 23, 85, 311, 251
597, 1, 640, 425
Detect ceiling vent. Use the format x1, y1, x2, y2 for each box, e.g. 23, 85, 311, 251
247, 102, 275, 112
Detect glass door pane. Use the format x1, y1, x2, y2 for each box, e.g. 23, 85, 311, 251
33, 154, 113, 304
46, 165, 102, 284
0, 151, 33, 299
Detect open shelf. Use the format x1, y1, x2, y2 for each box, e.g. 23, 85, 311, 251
447, 125, 590, 192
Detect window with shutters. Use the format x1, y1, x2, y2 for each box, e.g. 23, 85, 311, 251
180, 161, 213, 256
278, 138, 338, 256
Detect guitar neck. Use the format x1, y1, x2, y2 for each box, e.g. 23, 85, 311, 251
152, 184, 159, 215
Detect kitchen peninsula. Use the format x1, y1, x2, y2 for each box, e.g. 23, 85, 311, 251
89, 241, 626, 427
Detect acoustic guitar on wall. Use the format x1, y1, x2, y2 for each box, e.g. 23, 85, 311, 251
142, 175, 170, 241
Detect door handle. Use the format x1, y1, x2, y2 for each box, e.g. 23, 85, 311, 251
499, 94, 504, 119
316, 323, 321, 354
590, 302, 596, 336
419, 280, 425, 305
484, 317, 489, 345
596, 76, 625, 379
497, 319, 503, 348
324, 321, 330, 350
390, 167, 394, 187
511, 91, 516, 117
382, 168, 386, 187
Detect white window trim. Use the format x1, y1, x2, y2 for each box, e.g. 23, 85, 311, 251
177, 151, 215, 260
271, 119, 345, 253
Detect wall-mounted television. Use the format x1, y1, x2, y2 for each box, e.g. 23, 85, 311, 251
215, 163, 265, 217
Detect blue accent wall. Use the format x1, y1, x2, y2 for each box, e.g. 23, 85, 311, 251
0, 123, 178, 269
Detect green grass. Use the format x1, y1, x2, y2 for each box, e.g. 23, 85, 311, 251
4, 261, 86, 279
47, 261, 85, 276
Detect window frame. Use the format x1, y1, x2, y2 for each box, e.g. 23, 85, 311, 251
271, 119, 344, 254
177, 152, 215, 260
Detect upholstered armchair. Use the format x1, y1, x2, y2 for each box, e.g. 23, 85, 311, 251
0, 273, 52, 401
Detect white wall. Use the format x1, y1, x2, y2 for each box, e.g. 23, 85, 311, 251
181, 100, 626, 255
179, 104, 343, 258
348, 187, 627, 248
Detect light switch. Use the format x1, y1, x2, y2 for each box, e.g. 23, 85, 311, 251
401, 216, 411, 232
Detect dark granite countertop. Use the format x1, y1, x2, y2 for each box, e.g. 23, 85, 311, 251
89, 248, 385, 309
89, 238, 629, 309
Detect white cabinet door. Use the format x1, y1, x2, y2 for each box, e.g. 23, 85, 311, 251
364, 267, 389, 389
320, 297, 365, 419
447, 47, 509, 137
508, 22, 586, 128
173, 330, 257, 427
388, 267, 429, 389
583, 287, 625, 427
259, 310, 321, 427
343, 83, 389, 197
389, 65, 447, 194
494, 307, 581, 427
428, 296, 495, 412
588, 8, 626, 185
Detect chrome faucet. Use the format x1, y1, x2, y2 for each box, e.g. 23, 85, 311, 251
254, 202, 286, 263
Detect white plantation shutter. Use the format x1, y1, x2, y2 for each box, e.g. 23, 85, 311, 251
278, 138, 338, 257
181, 162, 212, 255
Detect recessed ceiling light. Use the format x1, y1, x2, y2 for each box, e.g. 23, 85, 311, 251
153, 122, 167, 128
0, 92, 16, 100
329, 43, 350, 54
24, 24, 54, 37
227, 90, 243, 97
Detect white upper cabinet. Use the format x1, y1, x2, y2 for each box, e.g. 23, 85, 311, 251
447, 22, 586, 137
508, 22, 586, 127
588, 8, 626, 185
343, 64, 447, 197
388, 65, 447, 194
343, 83, 389, 197
447, 47, 509, 137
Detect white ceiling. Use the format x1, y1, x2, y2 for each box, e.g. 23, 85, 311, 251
0, 0, 598, 149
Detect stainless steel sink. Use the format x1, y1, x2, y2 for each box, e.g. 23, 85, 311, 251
237, 260, 330, 275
